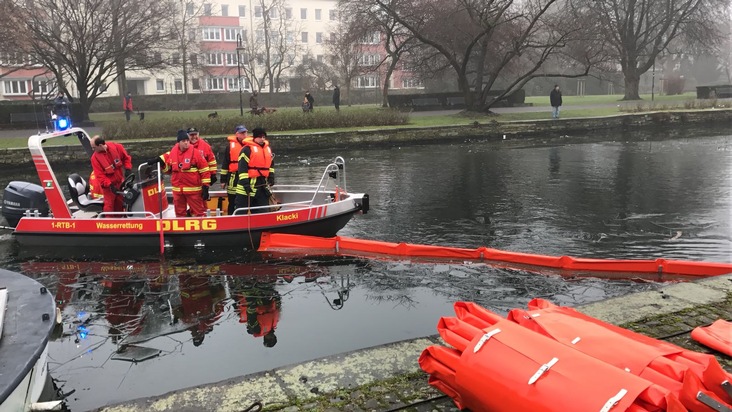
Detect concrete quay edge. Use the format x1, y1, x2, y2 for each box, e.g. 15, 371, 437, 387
95, 273, 732, 412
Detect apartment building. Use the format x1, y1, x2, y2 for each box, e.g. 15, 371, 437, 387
0, 0, 422, 101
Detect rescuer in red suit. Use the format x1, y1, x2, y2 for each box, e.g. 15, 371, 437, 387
90, 136, 132, 213
148, 130, 211, 217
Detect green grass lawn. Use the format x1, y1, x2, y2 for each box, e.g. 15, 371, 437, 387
0, 92, 717, 149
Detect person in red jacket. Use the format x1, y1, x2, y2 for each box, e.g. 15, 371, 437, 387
149, 130, 210, 217
90, 136, 132, 213
187, 127, 217, 185
122, 92, 134, 122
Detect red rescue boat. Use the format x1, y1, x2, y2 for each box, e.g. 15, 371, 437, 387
1, 127, 368, 256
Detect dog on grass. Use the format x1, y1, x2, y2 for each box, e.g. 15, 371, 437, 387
208, 111, 218, 119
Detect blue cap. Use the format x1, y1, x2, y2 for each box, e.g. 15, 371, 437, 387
235, 125, 247, 133
176, 129, 189, 142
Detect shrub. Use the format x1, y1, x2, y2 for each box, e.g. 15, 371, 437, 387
663, 74, 686, 95
101, 108, 409, 140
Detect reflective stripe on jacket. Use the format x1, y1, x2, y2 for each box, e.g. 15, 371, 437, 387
163, 144, 210, 192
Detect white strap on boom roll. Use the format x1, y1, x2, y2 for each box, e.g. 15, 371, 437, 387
600, 389, 628, 412
473, 328, 501, 353
528, 357, 559, 384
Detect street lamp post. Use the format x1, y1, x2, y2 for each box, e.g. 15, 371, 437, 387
236, 33, 244, 116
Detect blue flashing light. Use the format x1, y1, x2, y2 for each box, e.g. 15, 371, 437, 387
77, 325, 89, 340
55, 116, 71, 131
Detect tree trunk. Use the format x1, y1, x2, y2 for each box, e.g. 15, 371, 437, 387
622, 72, 641, 100
382, 60, 398, 108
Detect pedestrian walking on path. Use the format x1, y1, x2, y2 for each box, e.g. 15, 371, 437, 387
550, 85, 562, 119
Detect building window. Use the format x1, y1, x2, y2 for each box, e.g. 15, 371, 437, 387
190, 53, 198, 65
223, 28, 241, 41
255, 30, 264, 42
225, 53, 239, 66
329, 9, 336, 20
355, 76, 378, 88
315, 9, 321, 20
203, 3, 211, 15
3, 80, 28, 95
188, 29, 196, 41
238, 5, 245, 16
32, 80, 52, 95
315, 32, 322, 44
402, 78, 424, 88
227, 77, 250, 91
206, 53, 223, 66
221, 4, 228, 16
0, 52, 27, 66
201, 27, 221, 40
153, 52, 162, 62
174, 79, 183, 92
206, 77, 225, 90
254, 5, 262, 17
156, 79, 165, 92
360, 31, 380, 44
285, 8, 292, 19
316, 54, 323, 62
268, 8, 277, 18
300, 8, 306, 19
172, 53, 180, 65
358, 54, 380, 66
301, 32, 308, 43
192, 78, 200, 90
330, 32, 336, 42
186, 2, 193, 15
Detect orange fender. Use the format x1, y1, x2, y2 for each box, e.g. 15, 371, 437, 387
691, 320, 732, 357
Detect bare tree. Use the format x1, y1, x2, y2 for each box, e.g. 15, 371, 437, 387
326, 26, 369, 104
19, 0, 177, 119
167, 0, 207, 96
293, 54, 338, 90
0, 0, 38, 81
581, 0, 729, 100
240, 0, 303, 92
368, 0, 598, 111
338, 0, 419, 107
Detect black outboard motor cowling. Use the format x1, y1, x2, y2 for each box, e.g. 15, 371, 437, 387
2, 181, 49, 227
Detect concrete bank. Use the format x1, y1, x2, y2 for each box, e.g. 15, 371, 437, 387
96, 274, 732, 412
2, 109, 731, 167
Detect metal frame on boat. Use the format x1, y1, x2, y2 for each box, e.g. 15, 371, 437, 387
2, 127, 369, 253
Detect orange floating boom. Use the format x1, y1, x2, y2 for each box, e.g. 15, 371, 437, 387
258, 233, 732, 277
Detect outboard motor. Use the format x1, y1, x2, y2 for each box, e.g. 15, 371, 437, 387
2, 181, 49, 227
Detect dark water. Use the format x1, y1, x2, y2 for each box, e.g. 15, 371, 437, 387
1, 129, 730, 411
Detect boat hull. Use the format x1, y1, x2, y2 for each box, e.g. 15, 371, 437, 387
12, 207, 361, 253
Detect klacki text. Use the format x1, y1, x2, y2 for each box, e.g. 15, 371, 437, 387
156, 219, 217, 231
276, 212, 299, 222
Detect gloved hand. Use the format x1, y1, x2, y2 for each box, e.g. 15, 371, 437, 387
109, 184, 118, 193
146, 157, 163, 166
124, 168, 132, 178
201, 186, 210, 200
210, 174, 217, 185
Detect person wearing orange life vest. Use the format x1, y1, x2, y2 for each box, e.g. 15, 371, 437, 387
90, 136, 132, 213
219, 125, 248, 215
186, 127, 217, 184
148, 130, 210, 217
234, 127, 275, 213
